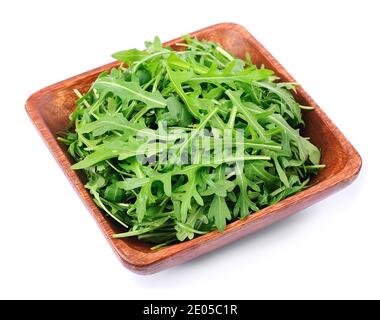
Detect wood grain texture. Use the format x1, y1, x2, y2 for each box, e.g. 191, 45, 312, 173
25, 23, 362, 274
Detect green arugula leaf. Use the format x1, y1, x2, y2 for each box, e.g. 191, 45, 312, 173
208, 195, 231, 231
93, 76, 167, 109
112, 48, 149, 65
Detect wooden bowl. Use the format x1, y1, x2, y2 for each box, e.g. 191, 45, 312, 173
25, 23, 362, 274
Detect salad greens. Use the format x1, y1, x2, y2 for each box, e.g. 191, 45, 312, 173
59, 36, 323, 249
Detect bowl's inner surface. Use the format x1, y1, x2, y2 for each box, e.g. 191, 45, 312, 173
36, 26, 347, 254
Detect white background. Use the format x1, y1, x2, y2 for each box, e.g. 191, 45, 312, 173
0, 0, 378, 300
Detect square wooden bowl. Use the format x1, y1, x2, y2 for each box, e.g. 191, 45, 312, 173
25, 23, 361, 274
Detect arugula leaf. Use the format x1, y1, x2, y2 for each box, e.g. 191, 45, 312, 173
208, 195, 231, 231
112, 48, 149, 65
157, 96, 193, 126
225, 89, 268, 140
93, 76, 167, 109
188, 68, 273, 84
252, 81, 303, 124
164, 63, 201, 118
207, 166, 232, 231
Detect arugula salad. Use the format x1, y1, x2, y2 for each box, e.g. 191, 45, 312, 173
59, 36, 323, 249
